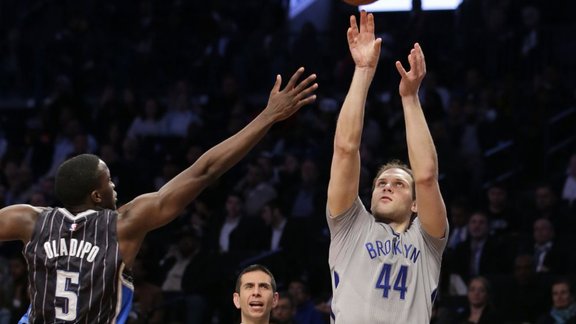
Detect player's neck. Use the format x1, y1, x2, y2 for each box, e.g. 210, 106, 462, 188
240, 317, 270, 324
388, 220, 411, 233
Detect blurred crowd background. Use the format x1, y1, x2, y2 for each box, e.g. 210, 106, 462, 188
0, 0, 575, 323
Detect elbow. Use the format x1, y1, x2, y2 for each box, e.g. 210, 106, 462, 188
414, 170, 438, 187
333, 139, 360, 155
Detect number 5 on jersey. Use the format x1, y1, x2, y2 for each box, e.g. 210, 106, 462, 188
56, 270, 79, 321
375, 263, 408, 300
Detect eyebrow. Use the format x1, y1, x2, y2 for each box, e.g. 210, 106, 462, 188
243, 282, 272, 288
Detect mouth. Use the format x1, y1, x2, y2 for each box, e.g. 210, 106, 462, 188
249, 301, 265, 311
380, 196, 392, 202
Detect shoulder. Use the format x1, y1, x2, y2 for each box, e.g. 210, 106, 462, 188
0, 204, 48, 242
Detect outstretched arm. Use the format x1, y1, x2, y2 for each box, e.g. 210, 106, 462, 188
328, 11, 381, 217
396, 43, 447, 238
119, 68, 317, 237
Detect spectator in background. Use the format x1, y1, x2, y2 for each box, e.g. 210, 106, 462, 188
234, 162, 277, 217
206, 192, 266, 255
162, 80, 203, 138
453, 276, 501, 324
129, 258, 164, 324
449, 211, 505, 284
271, 291, 296, 324
524, 182, 574, 237
6, 255, 28, 323
494, 254, 548, 324
482, 182, 520, 238
561, 153, 576, 208
126, 98, 164, 139
524, 218, 570, 275
159, 229, 206, 323
288, 278, 326, 324
536, 279, 576, 324
447, 197, 471, 250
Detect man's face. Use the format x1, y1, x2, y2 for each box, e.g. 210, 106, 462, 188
233, 270, 278, 322
552, 283, 573, 309
271, 297, 294, 323
468, 213, 488, 239
533, 219, 554, 244
467, 278, 488, 307
95, 160, 117, 210
370, 168, 415, 222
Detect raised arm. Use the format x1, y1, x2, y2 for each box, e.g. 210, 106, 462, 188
328, 11, 381, 217
119, 68, 317, 237
395, 43, 447, 238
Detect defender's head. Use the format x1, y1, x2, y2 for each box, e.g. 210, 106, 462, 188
55, 154, 117, 210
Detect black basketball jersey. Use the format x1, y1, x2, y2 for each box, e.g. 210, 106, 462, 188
23, 207, 133, 323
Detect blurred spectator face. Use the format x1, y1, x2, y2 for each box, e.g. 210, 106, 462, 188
552, 282, 574, 310
233, 270, 278, 322
467, 278, 489, 308
284, 154, 299, 173
288, 281, 307, 306
450, 204, 469, 227
487, 186, 507, 207
300, 159, 318, 184
272, 296, 295, 323
261, 205, 273, 226
533, 218, 554, 244
569, 154, 576, 178
514, 255, 534, 284
178, 234, 198, 255
226, 194, 243, 217
9, 257, 27, 280
29, 192, 47, 206
468, 212, 489, 240
535, 186, 556, 210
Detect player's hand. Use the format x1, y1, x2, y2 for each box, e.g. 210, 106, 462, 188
395, 43, 426, 97
263, 67, 318, 122
348, 11, 382, 69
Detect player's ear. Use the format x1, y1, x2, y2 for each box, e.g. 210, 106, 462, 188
91, 190, 102, 204
233, 292, 241, 309
272, 292, 279, 308
411, 201, 417, 213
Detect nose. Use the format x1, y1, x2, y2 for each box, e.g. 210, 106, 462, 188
251, 287, 261, 296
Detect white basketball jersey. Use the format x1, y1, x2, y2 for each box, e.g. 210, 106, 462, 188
327, 198, 447, 323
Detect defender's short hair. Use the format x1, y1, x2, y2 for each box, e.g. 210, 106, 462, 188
235, 264, 277, 293
55, 154, 101, 207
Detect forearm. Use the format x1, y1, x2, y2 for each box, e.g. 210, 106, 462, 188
402, 94, 438, 181
183, 113, 275, 182
334, 67, 376, 151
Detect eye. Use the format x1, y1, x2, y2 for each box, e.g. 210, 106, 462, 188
394, 182, 404, 188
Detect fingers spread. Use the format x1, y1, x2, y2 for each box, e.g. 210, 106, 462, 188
395, 61, 407, 77
271, 74, 282, 93
285, 67, 305, 90
294, 74, 317, 93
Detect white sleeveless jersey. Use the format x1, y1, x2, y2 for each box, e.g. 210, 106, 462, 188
327, 198, 447, 324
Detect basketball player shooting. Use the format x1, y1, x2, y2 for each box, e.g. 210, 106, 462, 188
0, 68, 317, 323
326, 11, 448, 323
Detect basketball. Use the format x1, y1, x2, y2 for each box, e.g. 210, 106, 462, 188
342, 0, 378, 5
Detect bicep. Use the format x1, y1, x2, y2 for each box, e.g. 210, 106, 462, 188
415, 182, 447, 239
328, 149, 361, 217
0, 205, 38, 242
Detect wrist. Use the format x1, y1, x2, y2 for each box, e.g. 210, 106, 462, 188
400, 94, 420, 105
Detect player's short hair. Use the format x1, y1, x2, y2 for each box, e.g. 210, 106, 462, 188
372, 160, 415, 199
55, 154, 101, 207
235, 264, 277, 293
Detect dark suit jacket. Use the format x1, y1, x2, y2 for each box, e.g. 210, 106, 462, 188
448, 236, 505, 283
